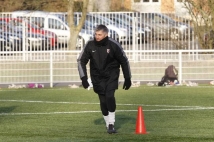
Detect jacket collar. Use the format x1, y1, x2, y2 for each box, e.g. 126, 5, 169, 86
94, 36, 108, 46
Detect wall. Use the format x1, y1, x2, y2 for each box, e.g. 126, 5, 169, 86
132, 0, 161, 12
131, 0, 190, 19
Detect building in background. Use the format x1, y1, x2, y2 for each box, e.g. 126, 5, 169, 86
131, 0, 190, 18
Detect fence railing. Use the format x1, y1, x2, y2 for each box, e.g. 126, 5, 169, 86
1, 11, 213, 87
0, 50, 214, 87
1, 11, 198, 54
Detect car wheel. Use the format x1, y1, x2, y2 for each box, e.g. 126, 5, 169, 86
0, 42, 7, 55
76, 36, 85, 50
0, 41, 5, 51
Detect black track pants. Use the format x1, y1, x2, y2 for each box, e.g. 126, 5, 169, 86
98, 90, 116, 116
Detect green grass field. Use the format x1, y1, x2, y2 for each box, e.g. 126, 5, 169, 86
0, 85, 214, 142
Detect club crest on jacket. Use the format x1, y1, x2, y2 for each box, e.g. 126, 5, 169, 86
107, 49, 110, 53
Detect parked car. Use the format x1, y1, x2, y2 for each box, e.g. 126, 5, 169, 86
54, 12, 131, 44
104, 13, 154, 43
0, 17, 57, 49
81, 13, 128, 44
11, 10, 92, 49
0, 21, 10, 52
1, 21, 50, 51
77, 17, 119, 43
135, 12, 193, 40
53, 13, 93, 49
0, 36, 9, 52
0, 32, 21, 51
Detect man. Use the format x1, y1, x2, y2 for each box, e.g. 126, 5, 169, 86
157, 65, 178, 86
77, 24, 131, 134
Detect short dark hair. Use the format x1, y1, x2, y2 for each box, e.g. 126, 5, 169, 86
94, 24, 109, 33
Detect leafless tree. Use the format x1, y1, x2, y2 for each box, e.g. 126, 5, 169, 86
67, 0, 89, 50
87, 0, 110, 12
95, 0, 110, 12
183, 0, 214, 49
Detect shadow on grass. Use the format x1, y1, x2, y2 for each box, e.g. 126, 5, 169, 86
0, 106, 17, 114
94, 114, 136, 130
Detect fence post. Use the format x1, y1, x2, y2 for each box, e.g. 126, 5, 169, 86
22, 20, 26, 61
132, 17, 139, 62
50, 51, 53, 88
178, 51, 182, 84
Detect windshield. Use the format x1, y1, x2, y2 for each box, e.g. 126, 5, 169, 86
86, 14, 114, 25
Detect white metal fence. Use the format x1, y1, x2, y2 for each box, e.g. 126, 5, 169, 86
0, 50, 214, 87
1, 11, 213, 87
1, 11, 197, 54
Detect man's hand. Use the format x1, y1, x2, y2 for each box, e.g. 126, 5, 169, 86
81, 76, 89, 89
123, 78, 131, 90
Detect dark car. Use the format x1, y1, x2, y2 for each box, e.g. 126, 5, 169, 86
81, 19, 117, 40
135, 12, 193, 40
0, 18, 57, 49
1, 31, 23, 51
0, 21, 21, 51
1, 29, 49, 51
104, 13, 154, 43
0, 37, 8, 52
82, 14, 129, 44
0, 21, 11, 52
0, 21, 52, 51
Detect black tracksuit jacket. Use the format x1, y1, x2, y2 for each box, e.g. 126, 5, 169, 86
77, 37, 131, 94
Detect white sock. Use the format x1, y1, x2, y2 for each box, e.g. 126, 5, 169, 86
108, 111, 115, 125
103, 115, 109, 128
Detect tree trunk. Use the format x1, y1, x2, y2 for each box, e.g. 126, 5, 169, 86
67, 0, 89, 50
87, 0, 95, 12
95, 0, 110, 12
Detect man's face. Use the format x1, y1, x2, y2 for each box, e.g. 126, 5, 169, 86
94, 30, 108, 41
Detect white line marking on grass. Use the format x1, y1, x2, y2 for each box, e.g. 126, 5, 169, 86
0, 99, 201, 108
118, 107, 214, 112
0, 111, 101, 116
0, 100, 99, 105
0, 90, 18, 91
1, 107, 214, 116
118, 104, 201, 108
0, 85, 214, 92
144, 107, 214, 111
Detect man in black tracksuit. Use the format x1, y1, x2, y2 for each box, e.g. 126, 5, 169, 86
77, 24, 131, 134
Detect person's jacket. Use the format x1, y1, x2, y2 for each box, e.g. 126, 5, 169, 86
77, 37, 131, 94
165, 65, 178, 79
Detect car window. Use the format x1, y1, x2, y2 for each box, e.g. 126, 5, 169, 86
8, 20, 23, 31
86, 15, 114, 25
48, 18, 67, 30
10, 20, 22, 27
145, 13, 173, 24
30, 17, 44, 28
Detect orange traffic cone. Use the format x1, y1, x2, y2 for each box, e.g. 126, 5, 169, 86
135, 106, 147, 134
